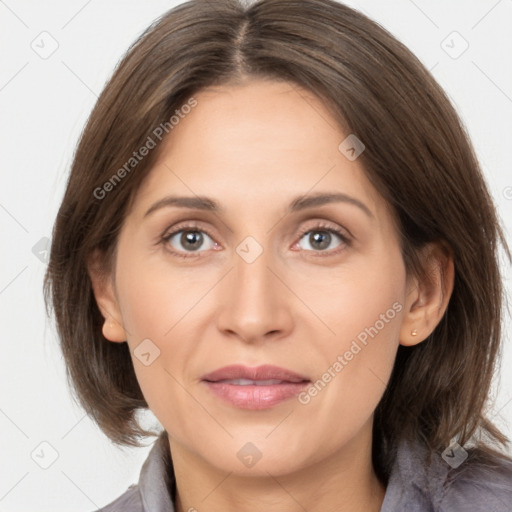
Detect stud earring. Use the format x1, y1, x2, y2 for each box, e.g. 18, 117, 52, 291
411, 329, 418, 336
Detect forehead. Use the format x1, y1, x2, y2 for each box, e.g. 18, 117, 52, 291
129, 78, 389, 222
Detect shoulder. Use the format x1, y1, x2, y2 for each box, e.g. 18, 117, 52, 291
89, 484, 143, 512
438, 450, 512, 512
381, 437, 512, 512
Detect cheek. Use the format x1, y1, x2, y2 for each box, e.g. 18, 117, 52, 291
115, 244, 204, 341
295, 251, 405, 418
116, 271, 198, 429
309, 289, 402, 397
293, 295, 403, 452
295, 249, 405, 358
111, 248, 193, 397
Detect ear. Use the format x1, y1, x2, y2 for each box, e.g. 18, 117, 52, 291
399, 242, 455, 347
87, 248, 127, 343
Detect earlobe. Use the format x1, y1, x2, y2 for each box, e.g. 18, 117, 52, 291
101, 317, 127, 343
399, 242, 455, 347
87, 249, 128, 343
399, 328, 420, 347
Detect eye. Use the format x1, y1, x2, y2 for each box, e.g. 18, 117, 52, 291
295, 223, 351, 255
162, 224, 219, 258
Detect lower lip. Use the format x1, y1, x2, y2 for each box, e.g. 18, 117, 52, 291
203, 381, 310, 409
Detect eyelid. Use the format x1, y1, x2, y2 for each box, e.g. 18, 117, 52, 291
294, 215, 354, 240
295, 218, 351, 239
162, 220, 216, 242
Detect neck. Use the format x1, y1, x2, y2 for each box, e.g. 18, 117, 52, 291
170, 423, 386, 512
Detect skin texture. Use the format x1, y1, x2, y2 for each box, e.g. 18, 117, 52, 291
89, 78, 454, 512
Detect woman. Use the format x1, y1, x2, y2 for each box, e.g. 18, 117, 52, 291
44, 0, 512, 510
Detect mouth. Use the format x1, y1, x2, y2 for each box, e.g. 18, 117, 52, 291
201, 365, 311, 410
201, 364, 310, 383
210, 378, 300, 386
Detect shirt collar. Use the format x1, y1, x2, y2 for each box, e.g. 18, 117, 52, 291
138, 431, 176, 512
379, 435, 449, 511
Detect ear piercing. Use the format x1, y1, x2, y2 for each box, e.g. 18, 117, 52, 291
411, 330, 418, 336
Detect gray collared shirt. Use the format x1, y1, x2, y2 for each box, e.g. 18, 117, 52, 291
93, 431, 512, 511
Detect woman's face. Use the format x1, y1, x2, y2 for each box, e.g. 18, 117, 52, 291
103, 78, 414, 476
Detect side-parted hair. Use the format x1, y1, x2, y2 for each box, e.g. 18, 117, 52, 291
44, 0, 511, 481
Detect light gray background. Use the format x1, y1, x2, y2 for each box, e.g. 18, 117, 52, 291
1, 0, 511, 510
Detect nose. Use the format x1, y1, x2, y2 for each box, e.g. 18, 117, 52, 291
216, 243, 294, 344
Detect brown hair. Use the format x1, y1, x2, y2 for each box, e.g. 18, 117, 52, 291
44, 0, 511, 480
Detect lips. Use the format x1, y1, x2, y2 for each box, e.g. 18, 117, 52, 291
201, 364, 310, 384
201, 364, 311, 409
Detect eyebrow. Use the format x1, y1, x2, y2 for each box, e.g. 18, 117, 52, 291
143, 192, 374, 219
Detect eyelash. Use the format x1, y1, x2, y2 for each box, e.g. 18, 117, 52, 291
161, 221, 351, 259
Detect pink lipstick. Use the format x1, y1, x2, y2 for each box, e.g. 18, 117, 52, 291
201, 364, 310, 410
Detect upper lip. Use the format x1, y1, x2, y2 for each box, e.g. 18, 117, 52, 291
201, 364, 310, 383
